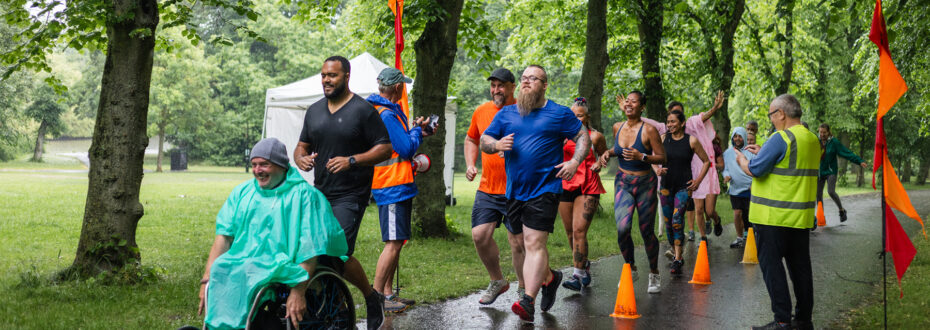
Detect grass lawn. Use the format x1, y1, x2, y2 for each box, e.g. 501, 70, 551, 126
0, 159, 926, 328
832, 233, 930, 329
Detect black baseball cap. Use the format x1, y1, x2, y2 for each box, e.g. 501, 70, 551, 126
487, 68, 515, 83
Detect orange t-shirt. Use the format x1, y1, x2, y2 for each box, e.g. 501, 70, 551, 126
467, 100, 512, 195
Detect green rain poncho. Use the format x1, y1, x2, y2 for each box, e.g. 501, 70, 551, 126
205, 167, 348, 329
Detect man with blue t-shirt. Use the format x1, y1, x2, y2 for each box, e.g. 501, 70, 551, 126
480, 65, 589, 323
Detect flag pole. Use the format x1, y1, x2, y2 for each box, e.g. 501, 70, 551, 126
881, 156, 887, 330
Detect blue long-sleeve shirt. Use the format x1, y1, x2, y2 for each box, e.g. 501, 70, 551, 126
748, 132, 787, 178
366, 94, 421, 205
722, 127, 755, 196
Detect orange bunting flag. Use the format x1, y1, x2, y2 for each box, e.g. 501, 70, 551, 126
869, 0, 923, 298
388, 0, 410, 117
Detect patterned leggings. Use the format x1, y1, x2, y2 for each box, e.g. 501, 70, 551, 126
659, 187, 689, 247
614, 171, 659, 271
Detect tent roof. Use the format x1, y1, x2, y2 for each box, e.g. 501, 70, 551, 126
264, 52, 410, 110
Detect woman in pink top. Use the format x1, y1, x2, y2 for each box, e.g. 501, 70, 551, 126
629, 91, 726, 241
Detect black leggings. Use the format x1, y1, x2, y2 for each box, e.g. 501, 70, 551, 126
816, 175, 843, 210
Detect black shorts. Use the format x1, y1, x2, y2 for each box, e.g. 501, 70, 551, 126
471, 191, 516, 233
506, 192, 559, 234
729, 195, 750, 212
328, 194, 369, 256
559, 189, 600, 203
686, 197, 695, 211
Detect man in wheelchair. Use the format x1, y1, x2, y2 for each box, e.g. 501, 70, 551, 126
198, 138, 350, 329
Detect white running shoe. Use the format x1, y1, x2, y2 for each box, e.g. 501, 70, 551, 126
648, 273, 661, 293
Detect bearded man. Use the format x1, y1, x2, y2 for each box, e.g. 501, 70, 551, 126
480, 65, 589, 323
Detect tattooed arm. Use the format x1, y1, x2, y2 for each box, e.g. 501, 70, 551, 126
480, 133, 514, 154
556, 127, 589, 180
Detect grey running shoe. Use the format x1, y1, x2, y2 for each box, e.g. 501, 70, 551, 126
383, 296, 407, 313
647, 273, 661, 293
687, 231, 695, 241
729, 237, 745, 248
389, 295, 416, 306
478, 279, 510, 305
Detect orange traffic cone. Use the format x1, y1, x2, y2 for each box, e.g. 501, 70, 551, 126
610, 263, 641, 319
689, 240, 713, 285
741, 227, 758, 264
816, 201, 826, 227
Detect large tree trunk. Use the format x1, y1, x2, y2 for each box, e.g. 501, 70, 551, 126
32, 120, 47, 162
714, 0, 744, 147
156, 123, 164, 172
578, 0, 608, 132
633, 0, 666, 120
410, 0, 464, 238
65, 0, 158, 279
775, 0, 795, 96
902, 157, 912, 183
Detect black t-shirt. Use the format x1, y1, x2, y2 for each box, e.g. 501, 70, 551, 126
299, 94, 391, 199
662, 133, 694, 192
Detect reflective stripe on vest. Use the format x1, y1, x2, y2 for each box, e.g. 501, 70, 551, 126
372, 105, 414, 190
749, 125, 820, 229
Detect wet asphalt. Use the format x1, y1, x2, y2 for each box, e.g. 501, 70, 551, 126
360, 190, 930, 329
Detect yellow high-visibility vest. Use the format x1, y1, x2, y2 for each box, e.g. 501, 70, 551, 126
749, 124, 820, 229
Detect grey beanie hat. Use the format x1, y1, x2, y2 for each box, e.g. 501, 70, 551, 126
250, 138, 289, 169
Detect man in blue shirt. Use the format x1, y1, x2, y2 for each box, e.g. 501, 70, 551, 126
736, 94, 818, 330
722, 126, 755, 248
480, 65, 589, 322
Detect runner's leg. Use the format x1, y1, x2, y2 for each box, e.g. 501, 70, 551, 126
472, 222, 503, 281
571, 195, 597, 269
614, 174, 637, 269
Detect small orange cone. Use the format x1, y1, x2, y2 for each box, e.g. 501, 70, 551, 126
689, 240, 713, 285
610, 263, 641, 319
816, 201, 826, 226
741, 227, 758, 264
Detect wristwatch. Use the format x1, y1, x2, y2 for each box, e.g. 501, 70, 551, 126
348, 156, 357, 167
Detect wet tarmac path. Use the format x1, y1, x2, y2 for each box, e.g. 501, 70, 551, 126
361, 190, 930, 329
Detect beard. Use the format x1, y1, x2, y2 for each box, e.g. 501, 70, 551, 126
492, 93, 506, 107
733, 138, 744, 149
323, 81, 347, 100
517, 87, 545, 116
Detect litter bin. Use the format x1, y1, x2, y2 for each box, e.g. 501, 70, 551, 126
170, 149, 188, 171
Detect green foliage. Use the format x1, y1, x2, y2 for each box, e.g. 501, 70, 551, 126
24, 85, 66, 137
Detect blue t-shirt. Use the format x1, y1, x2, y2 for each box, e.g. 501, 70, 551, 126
484, 100, 582, 201
748, 132, 788, 177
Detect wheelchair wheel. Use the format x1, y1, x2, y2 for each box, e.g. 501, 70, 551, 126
301, 267, 355, 330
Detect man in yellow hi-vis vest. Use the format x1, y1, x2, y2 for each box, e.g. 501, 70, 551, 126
365, 67, 434, 313
736, 94, 818, 330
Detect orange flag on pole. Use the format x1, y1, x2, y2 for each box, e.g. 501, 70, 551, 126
869, 0, 923, 298
388, 0, 410, 118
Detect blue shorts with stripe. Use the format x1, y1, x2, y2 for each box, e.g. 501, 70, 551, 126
378, 198, 412, 242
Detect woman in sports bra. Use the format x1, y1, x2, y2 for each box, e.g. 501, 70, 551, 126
655, 109, 711, 276
559, 97, 608, 291
598, 91, 666, 294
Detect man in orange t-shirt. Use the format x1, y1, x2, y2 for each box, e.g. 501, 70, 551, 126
465, 68, 526, 305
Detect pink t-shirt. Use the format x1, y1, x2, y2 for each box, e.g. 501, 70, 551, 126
641, 113, 720, 199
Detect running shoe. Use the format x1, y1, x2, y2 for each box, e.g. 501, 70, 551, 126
516, 287, 525, 300
705, 218, 712, 233
729, 237, 745, 248
478, 279, 510, 305
383, 296, 407, 313
511, 294, 535, 322
687, 231, 695, 241
792, 319, 814, 330
647, 273, 661, 293
364, 291, 385, 330
713, 214, 723, 236
388, 294, 416, 306
562, 274, 584, 291
839, 209, 848, 222
750, 321, 790, 330
664, 249, 674, 260
539, 269, 562, 312
669, 259, 684, 276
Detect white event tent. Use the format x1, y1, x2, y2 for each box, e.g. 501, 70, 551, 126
262, 53, 456, 197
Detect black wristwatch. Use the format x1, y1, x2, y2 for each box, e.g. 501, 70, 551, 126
348, 156, 357, 167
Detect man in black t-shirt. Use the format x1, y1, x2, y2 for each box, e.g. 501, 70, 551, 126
293, 56, 393, 330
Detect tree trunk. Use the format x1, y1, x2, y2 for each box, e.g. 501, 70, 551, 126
578, 0, 608, 132
837, 132, 850, 178
156, 123, 164, 172
633, 0, 666, 120
65, 0, 158, 279
856, 135, 866, 187
775, 0, 795, 96
917, 156, 929, 185
713, 0, 745, 148
902, 157, 912, 183
410, 0, 464, 238
32, 120, 47, 162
